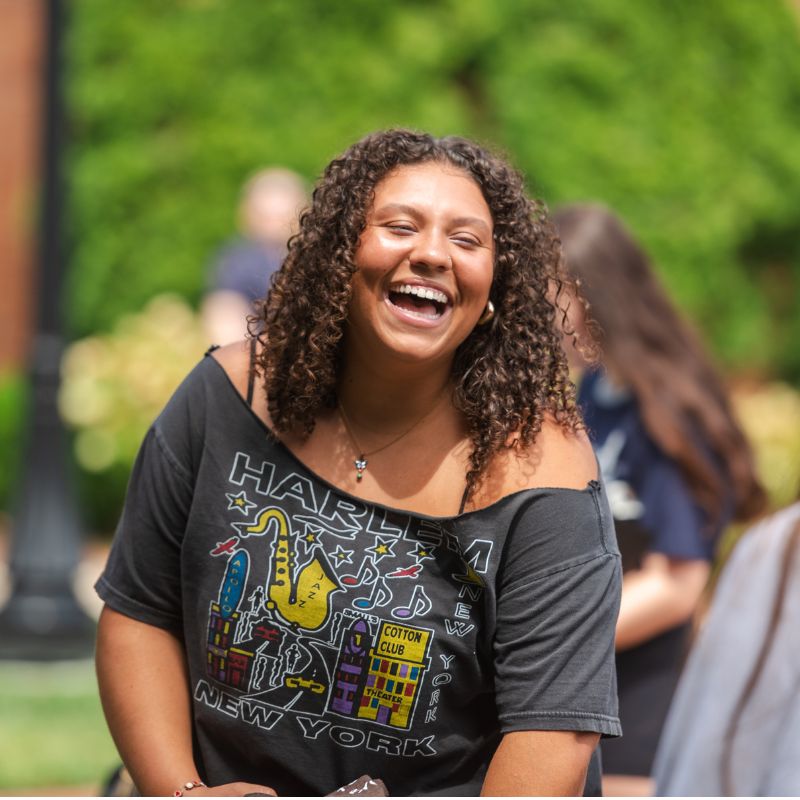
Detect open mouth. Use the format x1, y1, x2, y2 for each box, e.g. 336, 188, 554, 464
387, 283, 451, 321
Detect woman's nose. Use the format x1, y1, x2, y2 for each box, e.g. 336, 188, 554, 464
409, 231, 451, 271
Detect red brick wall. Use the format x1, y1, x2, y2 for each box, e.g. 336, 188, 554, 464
0, 0, 43, 369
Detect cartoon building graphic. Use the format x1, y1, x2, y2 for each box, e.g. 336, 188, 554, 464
226, 647, 255, 689
329, 618, 373, 715
207, 601, 237, 679
207, 602, 256, 688
206, 550, 254, 688
357, 621, 432, 729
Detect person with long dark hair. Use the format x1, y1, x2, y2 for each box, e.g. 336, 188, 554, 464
93, 132, 622, 796
553, 204, 766, 793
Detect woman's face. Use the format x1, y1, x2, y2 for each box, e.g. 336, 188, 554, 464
347, 161, 495, 368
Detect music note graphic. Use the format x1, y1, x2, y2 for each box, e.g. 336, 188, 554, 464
390, 585, 432, 620
353, 576, 392, 611
341, 556, 378, 588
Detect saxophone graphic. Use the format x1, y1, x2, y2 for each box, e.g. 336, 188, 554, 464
244, 507, 342, 631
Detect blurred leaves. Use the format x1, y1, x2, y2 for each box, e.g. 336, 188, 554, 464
63, 0, 800, 380
59, 294, 208, 476
53, 294, 208, 530
5, 0, 799, 528
732, 382, 800, 509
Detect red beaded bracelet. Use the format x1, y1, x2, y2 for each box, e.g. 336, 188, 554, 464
174, 779, 206, 796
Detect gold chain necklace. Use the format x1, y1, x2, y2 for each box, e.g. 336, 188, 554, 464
338, 396, 444, 482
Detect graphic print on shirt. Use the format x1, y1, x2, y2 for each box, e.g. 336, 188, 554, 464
206, 549, 253, 690
195, 450, 492, 754
328, 616, 432, 728
245, 506, 342, 630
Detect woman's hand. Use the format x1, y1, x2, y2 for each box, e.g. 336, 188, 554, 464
185, 783, 277, 796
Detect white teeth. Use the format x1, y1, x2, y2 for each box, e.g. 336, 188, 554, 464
394, 284, 448, 305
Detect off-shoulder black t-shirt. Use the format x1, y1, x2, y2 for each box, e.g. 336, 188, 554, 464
96, 355, 622, 796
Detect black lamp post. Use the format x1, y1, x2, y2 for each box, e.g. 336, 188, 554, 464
0, 0, 95, 660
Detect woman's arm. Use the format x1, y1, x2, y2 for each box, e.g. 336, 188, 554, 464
96, 607, 198, 796
96, 606, 276, 797
615, 553, 709, 651
481, 731, 599, 796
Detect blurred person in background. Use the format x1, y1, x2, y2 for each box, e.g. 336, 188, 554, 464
653, 497, 800, 795
553, 204, 766, 795
93, 131, 622, 796
201, 167, 307, 345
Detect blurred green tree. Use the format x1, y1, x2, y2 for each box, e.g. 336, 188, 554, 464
3, 0, 799, 528
63, 0, 800, 377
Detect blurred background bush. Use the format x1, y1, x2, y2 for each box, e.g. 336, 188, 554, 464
58, 294, 209, 527
2, 0, 799, 533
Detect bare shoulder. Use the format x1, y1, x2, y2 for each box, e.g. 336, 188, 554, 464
520, 417, 598, 490
209, 340, 254, 399
474, 418, 597, 508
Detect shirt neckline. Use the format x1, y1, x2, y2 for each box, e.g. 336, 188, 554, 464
205, 354, 600, 523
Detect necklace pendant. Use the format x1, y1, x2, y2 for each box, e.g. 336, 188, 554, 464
355, 456, 367, 482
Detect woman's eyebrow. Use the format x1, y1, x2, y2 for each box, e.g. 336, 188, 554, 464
451, 216, 492, 236
373, 202, 421, 218
374, 204, 491, 235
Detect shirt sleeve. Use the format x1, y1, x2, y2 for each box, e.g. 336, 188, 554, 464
493, 484, 622, 738
94, 359, 211, 634
94, 426, 192, 634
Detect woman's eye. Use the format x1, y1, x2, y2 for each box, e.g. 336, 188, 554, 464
386, 224, 415, 234
453, 235, 479, 247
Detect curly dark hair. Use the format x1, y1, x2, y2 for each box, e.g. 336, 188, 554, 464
253, 129, 587, 499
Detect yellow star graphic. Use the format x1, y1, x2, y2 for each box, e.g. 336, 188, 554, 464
374, 544, 389, 555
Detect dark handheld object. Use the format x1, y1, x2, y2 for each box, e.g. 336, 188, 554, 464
327, 775, 389, 796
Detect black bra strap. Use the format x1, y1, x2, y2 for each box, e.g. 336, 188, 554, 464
246, 338, 257, 407
458, 484, 470, 515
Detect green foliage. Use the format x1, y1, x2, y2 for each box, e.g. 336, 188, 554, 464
732, 381, 800, 509
486, 0, 800, 376
64, 0, 473, 338
64, 0, 800, 379
0, 660, 118, 791
32, 0, 800, 531
59, 294, 209, 529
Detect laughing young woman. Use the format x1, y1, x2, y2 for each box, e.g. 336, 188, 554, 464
95, 130, 621, 797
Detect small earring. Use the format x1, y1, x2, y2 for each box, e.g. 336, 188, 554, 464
477, 300, 495, 326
